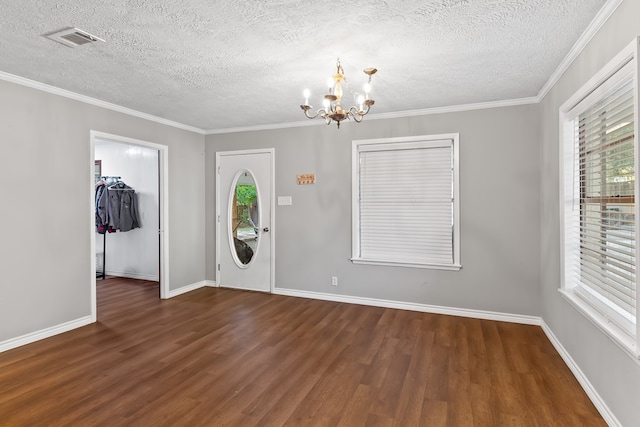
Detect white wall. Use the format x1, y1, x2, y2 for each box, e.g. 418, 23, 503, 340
95, 139, 159, 281
540, 1, 640, 425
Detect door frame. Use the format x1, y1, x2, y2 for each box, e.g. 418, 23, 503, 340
90, 130, 170, 322
216, 148, 275, 293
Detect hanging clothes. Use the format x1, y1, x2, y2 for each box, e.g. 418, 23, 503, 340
95, 178, 140, 233
107, 181, 140, 232
95, 180, 115, 234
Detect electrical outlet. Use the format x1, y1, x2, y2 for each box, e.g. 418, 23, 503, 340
331, 276, 338, 286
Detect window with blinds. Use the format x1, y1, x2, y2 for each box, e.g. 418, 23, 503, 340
351, 135, 460, 270
576, 77, 636, 334
561, 38, 639, 354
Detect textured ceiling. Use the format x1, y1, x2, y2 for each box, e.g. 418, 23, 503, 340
0, 0, 608, 131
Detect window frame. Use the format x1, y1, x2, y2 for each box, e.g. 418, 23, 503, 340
559, 37, 640, 359
351, 133, 461, 271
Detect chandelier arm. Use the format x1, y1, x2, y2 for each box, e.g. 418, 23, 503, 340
350, 108, 364, 123
302, 108, 322, 119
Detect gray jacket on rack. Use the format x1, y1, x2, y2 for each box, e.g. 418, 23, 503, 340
108, 182, 140, 232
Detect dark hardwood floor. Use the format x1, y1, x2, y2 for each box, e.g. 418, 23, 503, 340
0, 277, 605, 426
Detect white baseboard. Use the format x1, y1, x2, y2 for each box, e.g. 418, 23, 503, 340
0, 316, 93, 354
272, 287, 542, 326
167, 280, 207, 298
541, 321, 620, 427
102, 270, 159, 281
205, 280, 217, 287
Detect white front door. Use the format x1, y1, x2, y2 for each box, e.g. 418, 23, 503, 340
216, 149, 273, 292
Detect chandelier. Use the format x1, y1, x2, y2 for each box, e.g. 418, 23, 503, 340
300, 59, 377, 128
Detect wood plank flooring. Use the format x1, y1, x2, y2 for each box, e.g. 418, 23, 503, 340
0, 277, 606, 426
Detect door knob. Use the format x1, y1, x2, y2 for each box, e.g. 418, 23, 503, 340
263, 227, 270, 232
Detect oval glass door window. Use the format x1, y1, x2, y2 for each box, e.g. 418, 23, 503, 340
229, 170, 259, 267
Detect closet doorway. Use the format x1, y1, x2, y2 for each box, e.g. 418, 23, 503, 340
90, 131, 169, 321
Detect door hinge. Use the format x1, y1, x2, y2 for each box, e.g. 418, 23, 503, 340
218, 166, 220, 174
218, 264, 220, 271
218, 215, 221, 222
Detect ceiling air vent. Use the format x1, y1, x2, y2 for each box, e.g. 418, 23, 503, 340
43, 27, 104, 48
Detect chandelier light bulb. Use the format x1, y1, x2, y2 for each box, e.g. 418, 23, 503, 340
303, 89, 310, 105
334, 82, 343, 99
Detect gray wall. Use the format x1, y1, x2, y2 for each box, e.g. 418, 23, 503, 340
206, 105, 541, 316
540, 1, 640, 425
4, 2, 638, 421
0, 80, 205, 342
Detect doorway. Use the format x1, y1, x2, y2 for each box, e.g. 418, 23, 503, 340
216, 149, 274, 292
90, 131, 169, 322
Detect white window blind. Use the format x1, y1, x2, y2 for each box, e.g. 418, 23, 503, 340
561, 40, 640, 355
352, 135, 460, 270
574, 76, 636, 334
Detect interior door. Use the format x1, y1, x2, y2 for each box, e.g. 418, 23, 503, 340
217, 149, 273, 292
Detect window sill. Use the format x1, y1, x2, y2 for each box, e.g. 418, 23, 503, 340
351, 258, 462, 271
559, 288, 639, 363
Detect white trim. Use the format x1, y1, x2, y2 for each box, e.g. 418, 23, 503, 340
0, 1, 621, 137
0, 316, 93, 354
362, 97, 538, 121
0, 71, 204, 135
166, 281, 207, 298
270, 150, 276, 293
101, 271, 160, 281
205, 280, 218, 287
159, 142, 170, 299
90, 131, 170, 316
559, 39, 637, 115
227, 169, 258, 270
560, 289, 640, 362
205, 97, 538, 135
351, 258, 462, 271
351, 133, 461, 270
204, 0, 621, 135
272, 287, 541, 325
538, 0, 625, 101
541, 321, 623, 427
90, 134, 98, 322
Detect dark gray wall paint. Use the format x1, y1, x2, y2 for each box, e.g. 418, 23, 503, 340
0, 80, 205, 342
540, 1, 640, 425
206, 105, 541, 316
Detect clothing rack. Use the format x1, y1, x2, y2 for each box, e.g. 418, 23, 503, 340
95, 175, 140, 279
97, 175, 142, 280
96, 176, 120, 280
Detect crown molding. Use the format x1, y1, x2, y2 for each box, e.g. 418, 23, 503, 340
1, 0, 622, 136
205, 115, 333, 135
207, 0, 622, 135
205, 96, 539, 135
364, 97, 539, 121
0, 71, 206, 135
536, 0, 624, 101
